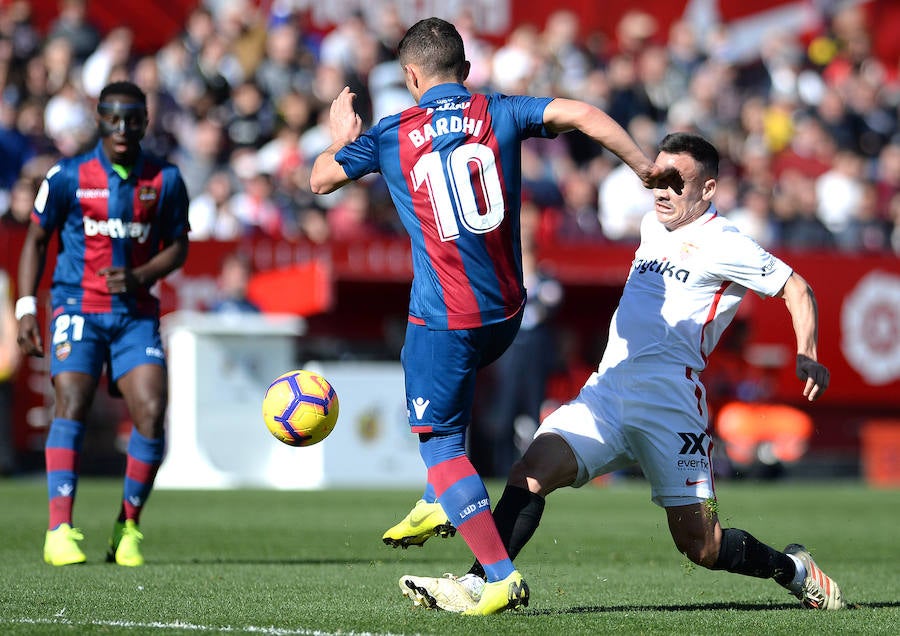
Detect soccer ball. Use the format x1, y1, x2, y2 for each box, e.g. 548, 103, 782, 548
262, 369, 339, 446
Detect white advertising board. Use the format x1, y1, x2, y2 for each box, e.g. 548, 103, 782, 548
156, 312, 423, 489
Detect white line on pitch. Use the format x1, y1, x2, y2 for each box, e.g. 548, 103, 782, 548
1, 617, 416, 636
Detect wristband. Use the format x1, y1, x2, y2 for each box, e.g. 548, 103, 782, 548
15, 296, 37, 320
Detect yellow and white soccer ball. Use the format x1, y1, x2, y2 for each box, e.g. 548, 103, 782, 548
262, 369, 339, 446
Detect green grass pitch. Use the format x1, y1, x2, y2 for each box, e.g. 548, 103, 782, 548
1, 477, 897, 635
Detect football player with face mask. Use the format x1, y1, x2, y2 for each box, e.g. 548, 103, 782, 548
16, 81, 190, 568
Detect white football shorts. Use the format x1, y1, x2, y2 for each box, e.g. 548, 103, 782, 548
536, 362, 716, 507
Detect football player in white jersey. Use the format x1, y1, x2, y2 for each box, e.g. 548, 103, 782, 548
400, 132, 844, 612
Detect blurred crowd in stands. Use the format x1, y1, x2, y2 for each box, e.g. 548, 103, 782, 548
2, 0, 900, 254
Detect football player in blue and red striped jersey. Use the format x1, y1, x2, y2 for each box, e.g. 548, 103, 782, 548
16, 81, 190, 567
311, 17, 677, 614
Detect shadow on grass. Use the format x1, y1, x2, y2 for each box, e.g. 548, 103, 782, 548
526, 600, 897, 614
153, 557, 390, 565
67, 552, 464, 567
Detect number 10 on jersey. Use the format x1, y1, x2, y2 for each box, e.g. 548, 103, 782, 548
411, 144, 505, 241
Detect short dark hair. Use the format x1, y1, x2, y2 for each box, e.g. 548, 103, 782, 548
398, 18, 466, 82
658, 132, 719, 179
98, 81, 147, 107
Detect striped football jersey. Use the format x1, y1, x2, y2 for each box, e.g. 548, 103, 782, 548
336, 83, 555, 330
32, 141, 190, 316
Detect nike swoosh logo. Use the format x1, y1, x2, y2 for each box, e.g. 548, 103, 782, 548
409, 509, 439, 527
685, 478, 707, 486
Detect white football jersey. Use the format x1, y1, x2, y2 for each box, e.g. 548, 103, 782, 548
599, 207, 792, 373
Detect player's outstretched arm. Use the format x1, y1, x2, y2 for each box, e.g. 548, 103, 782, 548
310, 87, 364, 195
778, 272, 829, 401
542, 98, 680, 190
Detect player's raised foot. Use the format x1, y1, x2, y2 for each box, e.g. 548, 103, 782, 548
107, 520, 145, 567
382, 499, 456, 548
399, 573, 485, 612
43, 523, 87, 566
784, 543, 844, 610
462, 570, 529, 615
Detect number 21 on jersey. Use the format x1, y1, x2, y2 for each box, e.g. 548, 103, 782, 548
53, 313, 85, 345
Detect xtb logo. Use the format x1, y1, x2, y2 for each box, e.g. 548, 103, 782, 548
678, 432, 707, 456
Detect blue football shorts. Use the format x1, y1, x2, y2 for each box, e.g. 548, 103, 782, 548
402, 313, 522, 435
48, 310, 166, 382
